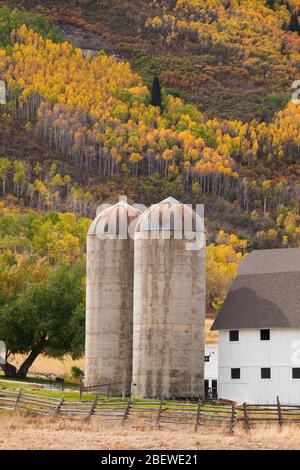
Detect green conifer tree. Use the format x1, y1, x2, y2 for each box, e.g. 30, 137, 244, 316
150, 75, 163, 111
288, 11, 300, 34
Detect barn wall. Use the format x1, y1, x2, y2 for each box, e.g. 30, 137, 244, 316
218, 329, 300, 404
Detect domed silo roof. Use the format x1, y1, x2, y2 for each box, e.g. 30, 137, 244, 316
135, 197, 204, 234
88, 200, 141, 238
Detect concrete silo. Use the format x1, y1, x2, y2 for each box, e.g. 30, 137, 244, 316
132, 197, 205, 399
85, 201, 140, 393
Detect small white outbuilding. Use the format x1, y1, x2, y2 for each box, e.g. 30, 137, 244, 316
212, 248, 300, 405
204, 345, 218, 399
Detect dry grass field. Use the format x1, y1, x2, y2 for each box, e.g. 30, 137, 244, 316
0, 414, 299, 450
5, 355, 85, 380
205, 318, 218, 345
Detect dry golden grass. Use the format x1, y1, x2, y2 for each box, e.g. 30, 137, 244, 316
205, 318, 218, 345
0, 413, 299, 450
8, 355, 85, 380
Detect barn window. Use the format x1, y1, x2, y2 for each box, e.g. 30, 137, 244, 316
292, 368, 300, 379
261, 368, 271, 379
205, 355, 210, 363
229, 330, 239, 342
231, 368, 240, 379
260, 329, 270, 341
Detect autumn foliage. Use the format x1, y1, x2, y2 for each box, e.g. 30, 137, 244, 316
0, 20, 298, 198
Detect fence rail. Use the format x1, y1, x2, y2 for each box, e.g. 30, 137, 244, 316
241, 398, 300, 430
0, 390, 298, 433
80, 380, 129, 400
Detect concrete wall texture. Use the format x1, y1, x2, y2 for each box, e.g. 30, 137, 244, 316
132, 235, 205, 398
84, 202, 140, 392
132, 198, 206, 399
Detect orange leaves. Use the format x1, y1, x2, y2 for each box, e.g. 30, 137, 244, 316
5, 21, 297, 186
111, 147, 122, 165
194, 147, 237, 178
162, 149, 174, 161
0, 49, 9, 75
4, 26, 143, 114
1, 24, 241, 183
129, 152, 143, 164
206, 233, 247, 311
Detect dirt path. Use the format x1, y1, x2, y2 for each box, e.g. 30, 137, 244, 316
59, 23, 123, 60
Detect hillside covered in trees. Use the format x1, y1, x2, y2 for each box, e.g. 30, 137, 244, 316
4, 0, 300, 120
0, 3, 298, 239
0, 1, 298, 376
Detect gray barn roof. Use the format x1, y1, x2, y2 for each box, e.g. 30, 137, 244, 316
211, 248, 300, 330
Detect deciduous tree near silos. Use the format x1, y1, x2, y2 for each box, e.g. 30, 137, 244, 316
132, 197, 206, 399
85, 201, 140, 393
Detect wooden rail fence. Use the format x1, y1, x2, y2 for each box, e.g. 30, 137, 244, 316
0, 390, 299, 433
241, 397, 300, 431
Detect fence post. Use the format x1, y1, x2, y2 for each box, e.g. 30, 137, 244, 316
277, 396, 283, 427
229, 402, 236, 434
54, 397, 65, 416
194, 398, 201, 432
155, 398, 164, 428
80, 382, 83, 402
122, 396, 132, 424
14, 389, 22, 412
122, 373, 128, 402
243, 402, 250, 432
86, 394, 99, 421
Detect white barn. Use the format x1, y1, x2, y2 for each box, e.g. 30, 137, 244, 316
212, 248, 300, 405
